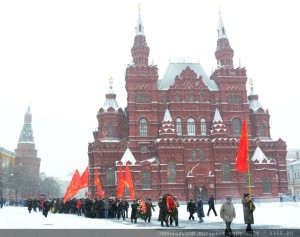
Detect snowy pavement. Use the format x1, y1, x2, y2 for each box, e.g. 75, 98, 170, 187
0, 202, 299, 229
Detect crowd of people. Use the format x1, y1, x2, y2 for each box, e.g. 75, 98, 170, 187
21, 193, 255, 235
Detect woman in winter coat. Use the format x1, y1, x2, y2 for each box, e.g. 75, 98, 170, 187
220, 196, 236, 236
242, 193, 256, 234
196, 197, 205, 223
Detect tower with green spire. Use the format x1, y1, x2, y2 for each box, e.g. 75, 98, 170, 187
15, 104, 41, 177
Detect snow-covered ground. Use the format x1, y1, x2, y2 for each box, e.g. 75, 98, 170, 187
0, 202, 299, 229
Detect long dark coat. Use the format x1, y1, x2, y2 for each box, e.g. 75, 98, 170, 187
196, 200, 205, 218
242, 199, 255, 224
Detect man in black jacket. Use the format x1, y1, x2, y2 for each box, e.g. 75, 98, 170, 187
187, 199, 196, 220
207, 195, 217, 216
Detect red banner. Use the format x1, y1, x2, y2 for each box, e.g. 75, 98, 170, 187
125, 163, 135, 200
80, 167, 89, 189
63, 169, 81, 203
94, 169, 105, 198
116, 164, 124, 198
236, 118, 249, 172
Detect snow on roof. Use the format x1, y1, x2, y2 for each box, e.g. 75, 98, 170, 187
158, 62, 219, 91
140, 157, 159, 164
120, 148, 136, 165
213, 108, 223, 123
251, 146, 272, 164
218, 16, 227, 39
163, 109, 172, 122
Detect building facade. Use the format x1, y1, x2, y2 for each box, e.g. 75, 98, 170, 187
88, 11, 288, 201
287, 150, 300, 200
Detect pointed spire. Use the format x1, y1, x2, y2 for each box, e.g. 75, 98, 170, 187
211, 108, 227, 138
131, 4, 150, 66
18, 104, 34, 143
215, 9, 234, 68
218, 9, 227, 39
213, 108, 223, 123
120, 147, 136, 165
159, 108, 176, 137
135, 4, 145, 36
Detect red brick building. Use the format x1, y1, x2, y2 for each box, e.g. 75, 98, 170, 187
88, 11, 288, 201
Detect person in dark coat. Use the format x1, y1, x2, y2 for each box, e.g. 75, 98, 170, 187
27, 199, 33, 213
123, 199, 129, 218
207, 194, 217, 216
145, 198, 155, 223
242, 193, 256, 235
187, 199, 196, 220
158, 197, 169, 227
130, 200, 138, 223
43, 199, 51, 218
196, 196, 205, 223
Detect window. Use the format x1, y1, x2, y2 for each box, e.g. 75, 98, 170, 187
260, 125, 265, 136
106, 167, 115, 185
140, 146, 148, 153
222, 161, 230, 181
162, 94, 167, 104
200, 149, 205, 161
108, 123, 113, 138
176, 118, 182, 136
232, 118, 241, 137
167, 161, 176, 183
139, 118, 148, 136
200, 118, 206, 135
245, 170, 254, 186
262, 176, 270, 193
185, 94, 193, 102
142, 172, 151, 189
175, 94, 180, 102
199, 93, 204, 102
187, 118, 195, 136
191, 149, 196, 160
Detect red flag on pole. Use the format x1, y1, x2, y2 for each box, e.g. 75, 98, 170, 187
116, 164, 125, 198
125, 163, 135, 200
94, 169, 105, 198
80, 167, 89, 189
63, 169, 81, 203
236, 118, 249, 173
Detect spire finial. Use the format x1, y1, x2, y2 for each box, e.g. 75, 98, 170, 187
249, 78, 253, 87
109, 76, 113, 89
218, 7, 221, 16
138, 3, 140, 13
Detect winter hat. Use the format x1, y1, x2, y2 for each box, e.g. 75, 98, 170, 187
226, 196, 232, 201
244, 193, 250, 198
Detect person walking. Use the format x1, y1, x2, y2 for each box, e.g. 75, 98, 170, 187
242, 193, 256, 235
170, 196, 179, 226
76, 199, 82, 216
196, 196, 205, 223
187, 199, 196, 221
207, 194, 217, 216
130, 200, 138, 223
220, 196, 236, 236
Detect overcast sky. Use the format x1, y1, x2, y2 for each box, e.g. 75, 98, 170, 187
0, 0, 299, 178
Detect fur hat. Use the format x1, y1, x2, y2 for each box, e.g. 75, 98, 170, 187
226, 196, 232, 201
244, 193, 250, 198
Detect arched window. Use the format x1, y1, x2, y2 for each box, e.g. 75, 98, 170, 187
191, 149, 196, 160
136, 94, 140, 103
139, 118, 148, 136
199, 93, 204, 102
108, 123, 113, 138
167, 161, 176, 183
222, 161, 230, 181
262, 176, 270, 193
187, 118, 195, 136
106, 167, 115, 185
232, 118, 241, 137
142, 172, 151, 189
175, 94, 180, 102
176, 118, 182, 136
200, 118, 206, 135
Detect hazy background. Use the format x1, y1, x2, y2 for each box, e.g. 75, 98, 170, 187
0, 0, 299, 178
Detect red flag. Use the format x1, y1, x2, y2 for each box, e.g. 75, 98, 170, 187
47, 192, 50, 198
63, 169, 81, 203
236, 118, 249, 172
125, 163, 135, 200
84, 191, 88, 197
35, 194, 38, 199
94, 169, 105, 198
80, 167, 89, 189
116, 164, 124, 198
